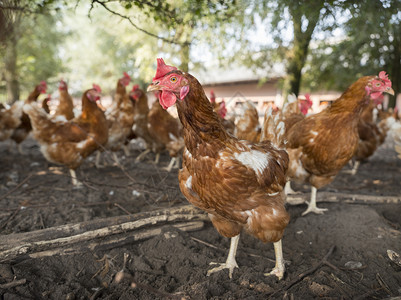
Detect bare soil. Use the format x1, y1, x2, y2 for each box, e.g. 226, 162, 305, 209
0, 135, 400, 300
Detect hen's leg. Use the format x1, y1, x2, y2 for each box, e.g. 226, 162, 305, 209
264, 240, 285, 280
284, 181, 300, 194
207, 234, 239, 279
95, 151, 103, 168
174, 156, 181, 168
135, 149, 150, 162
111, 152, 121, 166
163, 157, 176, 172
17, 143, 25, 155
154, 152, 160, 164
349, 160, 360, 175
69, 169, 82, 187
122, 144, 130, 157
302, 186, 328, 216
344, 160, 359, 175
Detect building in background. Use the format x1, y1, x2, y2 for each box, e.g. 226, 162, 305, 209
193, 65, 342, 118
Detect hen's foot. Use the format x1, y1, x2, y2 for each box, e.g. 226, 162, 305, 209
207, 261, 238, 279
264, 265, 284, 280
72, 180, 83, 189
302, 202, 328, 216
343, 169, 357, 175
284, 183, 301, 195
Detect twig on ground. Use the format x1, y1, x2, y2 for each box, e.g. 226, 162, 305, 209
376, 273, 392, 295
286, 192, 401, 205
0, 278, 26, 289
89, 287, 104, 300
114, 203, 133, 215
353, 288, 383, 300
82, 181, 100, 191
0, 206, 21, 230
0, 174, 33, 200
190, 236, 219, 250
269, 245, 337, 297
91, 255, 111, 280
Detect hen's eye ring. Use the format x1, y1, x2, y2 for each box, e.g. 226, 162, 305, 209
375, 83, 381, 87
170, 77, 177, 83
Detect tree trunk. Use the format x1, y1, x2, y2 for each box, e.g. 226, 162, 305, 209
4, 34, 19, 104
281, 4, 322, 104
389, 35, 401, 109
180, 41, 190, 72
282, 37, 310, 101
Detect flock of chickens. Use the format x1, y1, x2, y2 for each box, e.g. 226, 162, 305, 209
0, 73, 185, 186
1, 59, 401, 281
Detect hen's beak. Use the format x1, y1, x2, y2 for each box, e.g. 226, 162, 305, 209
387, 87, 395, 95
147, 82, 159, 92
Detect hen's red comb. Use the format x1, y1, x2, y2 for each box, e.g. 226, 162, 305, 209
40, 81, 47, 88
378, 71, 392, 87
123, 72, 131, 80
92, 84, 102, 93
210, 90, 216, 103
132, 84, 139, 91
153, 58, 177, 81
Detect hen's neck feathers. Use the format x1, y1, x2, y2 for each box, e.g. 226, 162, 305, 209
81, 90, 104, 121
26, 87, 42, 103
116, 81, 127, 96
136, 93, 149, 114
175, 73, 230, 151
328, 76, 374, 114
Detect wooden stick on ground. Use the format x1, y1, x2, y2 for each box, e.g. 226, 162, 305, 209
0, 278, 27, 289
269, 245, 337, 297
0, 205, 208, 263
286, 192, 401, 205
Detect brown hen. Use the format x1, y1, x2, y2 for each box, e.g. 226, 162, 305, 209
148, 58, 289, 280
23, 85, 108, 186
10, 81, 47, 154
96, 72, 134, 167
285, 72, 394, 215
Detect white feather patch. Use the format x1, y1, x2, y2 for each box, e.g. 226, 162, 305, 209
185, 175, 192, 189
76, 140, 88, 150
234, 150, 269, 176
287, 94, 297, 103
185, 149, 192, 159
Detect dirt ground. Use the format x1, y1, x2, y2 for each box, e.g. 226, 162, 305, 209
0, 135, 400, 300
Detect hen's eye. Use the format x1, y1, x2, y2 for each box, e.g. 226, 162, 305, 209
375, 82, 381, 87
170, 77, 177, 83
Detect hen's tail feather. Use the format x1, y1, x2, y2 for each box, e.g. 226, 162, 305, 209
282, 93, 298, 115
23, 102, 55, 130
260, 107, 286, 149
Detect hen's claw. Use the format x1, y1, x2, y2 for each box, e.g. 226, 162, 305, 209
264, 266, 284, 280
207, 261, 238, 279
302, 201, 328, 216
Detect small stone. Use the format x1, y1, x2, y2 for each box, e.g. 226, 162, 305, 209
344, 261, 362, 269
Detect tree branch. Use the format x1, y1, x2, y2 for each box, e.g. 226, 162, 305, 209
90, 0, 189, 46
